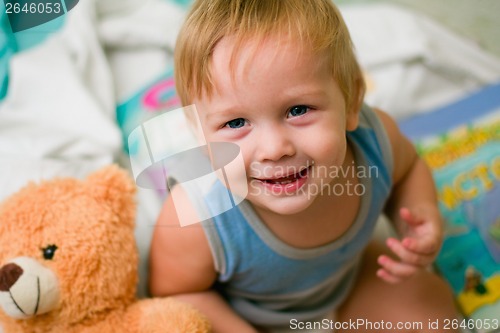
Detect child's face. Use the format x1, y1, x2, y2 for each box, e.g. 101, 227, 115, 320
193, 36, 358, 215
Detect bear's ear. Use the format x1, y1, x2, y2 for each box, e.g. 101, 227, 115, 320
86, 165, 136, 218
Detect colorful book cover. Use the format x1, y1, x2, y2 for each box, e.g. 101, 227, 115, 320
400, 82, 500, 332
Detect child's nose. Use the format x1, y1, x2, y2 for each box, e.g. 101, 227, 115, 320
255, 126, 295, 162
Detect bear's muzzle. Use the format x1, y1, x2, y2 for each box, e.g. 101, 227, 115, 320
0, 257, 60, 319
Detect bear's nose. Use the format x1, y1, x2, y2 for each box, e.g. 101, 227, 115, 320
0, 263, 24, 291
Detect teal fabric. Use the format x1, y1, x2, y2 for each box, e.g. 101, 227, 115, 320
0, 1, 65, 101
171, 0, 193, 8
0, 2, 17, 100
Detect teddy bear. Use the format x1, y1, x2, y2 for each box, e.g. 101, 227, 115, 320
0, 165, 211, 333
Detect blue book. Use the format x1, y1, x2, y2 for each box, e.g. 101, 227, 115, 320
400, 82, 500, 331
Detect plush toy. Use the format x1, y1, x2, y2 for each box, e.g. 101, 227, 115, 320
0, 165, 211, 333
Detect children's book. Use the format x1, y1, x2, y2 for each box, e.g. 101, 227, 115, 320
399, 82, 500, 333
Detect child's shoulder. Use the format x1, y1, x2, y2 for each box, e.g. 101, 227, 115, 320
369, 107, 418, 186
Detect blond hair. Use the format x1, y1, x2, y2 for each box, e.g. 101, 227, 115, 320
174, 0, 365, 115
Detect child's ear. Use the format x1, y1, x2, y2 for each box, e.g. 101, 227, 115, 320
346, 109, 360, 131
346, 77, 365, 131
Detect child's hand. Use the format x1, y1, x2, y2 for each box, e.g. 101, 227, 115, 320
376, 206, 443, 284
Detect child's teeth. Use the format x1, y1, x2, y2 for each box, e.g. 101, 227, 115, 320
263, 168, 309, 185
265, 179, 294, 185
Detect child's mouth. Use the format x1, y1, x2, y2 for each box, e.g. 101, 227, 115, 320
255, 166, 311, 193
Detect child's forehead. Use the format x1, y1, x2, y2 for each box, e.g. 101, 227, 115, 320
192, 34, 335, 109
211, 34, 327, 76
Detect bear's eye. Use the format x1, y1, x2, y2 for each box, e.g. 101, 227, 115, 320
41, 244, 58, 260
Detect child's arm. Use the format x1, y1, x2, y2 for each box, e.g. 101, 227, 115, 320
149, 187, 259, 333
374, 109, 444, 284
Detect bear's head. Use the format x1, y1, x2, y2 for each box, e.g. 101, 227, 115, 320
0, 166, 138, 327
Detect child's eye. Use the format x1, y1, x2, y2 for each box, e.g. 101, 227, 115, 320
287, 105, 309, 118
225, 118, 246, 129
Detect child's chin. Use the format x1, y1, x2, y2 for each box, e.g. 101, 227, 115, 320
252, 193, 314, 216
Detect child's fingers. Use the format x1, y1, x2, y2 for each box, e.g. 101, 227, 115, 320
402, 236, 441, 256
399, 207, 424, 226
386, 238, 434, 266
399, 206, 442, 256
376, 268, 402, 284
377, 255, 418, 281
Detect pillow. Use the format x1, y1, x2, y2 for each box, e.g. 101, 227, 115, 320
399, 82, 500, 325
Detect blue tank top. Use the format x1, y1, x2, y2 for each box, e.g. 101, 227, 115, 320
185, 105, 393, 326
